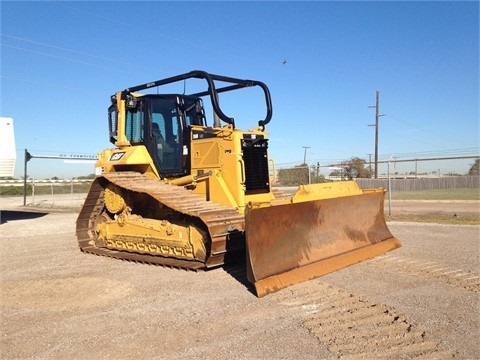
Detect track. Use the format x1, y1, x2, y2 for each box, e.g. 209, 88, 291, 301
274, 282, 457, 359
76, 172, 245, 269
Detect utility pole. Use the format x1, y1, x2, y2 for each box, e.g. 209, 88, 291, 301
367, 153, 373, 177
369, 90, 385, 178
302, 146, 310, 165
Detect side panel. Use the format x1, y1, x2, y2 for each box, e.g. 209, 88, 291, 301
96, 145, 160, 179
189, 127, 246, 209
189, 126, 274, 211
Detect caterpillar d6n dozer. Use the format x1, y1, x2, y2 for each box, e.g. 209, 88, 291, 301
76, 70, 400, 297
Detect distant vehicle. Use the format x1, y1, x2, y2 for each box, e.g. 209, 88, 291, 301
0, 117, 16, 177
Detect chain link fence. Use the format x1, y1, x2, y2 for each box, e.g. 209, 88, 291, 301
275, 156, 479, 191
356, 176, 479, 192
0, 179, 92, 209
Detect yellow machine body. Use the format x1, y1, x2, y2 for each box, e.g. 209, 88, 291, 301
76, 71, 400, 297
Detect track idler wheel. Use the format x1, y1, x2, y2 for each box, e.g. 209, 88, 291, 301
104, 184, 127, 214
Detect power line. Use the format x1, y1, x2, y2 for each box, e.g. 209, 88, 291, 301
276, 148, 480, 168
1, 75, 103, 95
47, 2, 283, 74
1, 43, 134, 74
377, 148, 480, 161
0, 33, 158, 72
384, 114, 475, 149
48, 2, 252, 68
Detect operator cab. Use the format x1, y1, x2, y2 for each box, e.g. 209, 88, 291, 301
108, 94, 206, 178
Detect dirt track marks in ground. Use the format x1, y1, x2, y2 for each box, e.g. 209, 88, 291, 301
368, 254, 480, 293
275, 283, 456, 359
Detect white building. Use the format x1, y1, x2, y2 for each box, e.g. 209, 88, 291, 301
0, 117, 16, 177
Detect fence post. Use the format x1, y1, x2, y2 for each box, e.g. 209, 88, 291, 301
32, 178, 35, 206
387, 160, 392, 216
23, 149, 28, 206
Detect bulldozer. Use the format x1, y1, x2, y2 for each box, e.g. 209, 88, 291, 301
76, 70, 400, 297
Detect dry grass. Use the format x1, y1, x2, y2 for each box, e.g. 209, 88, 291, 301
386, 212, 480, 225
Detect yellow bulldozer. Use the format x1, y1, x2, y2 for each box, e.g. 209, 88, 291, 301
76, 70, 400, 297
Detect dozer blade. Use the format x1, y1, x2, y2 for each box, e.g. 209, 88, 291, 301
245, 183, 400, 297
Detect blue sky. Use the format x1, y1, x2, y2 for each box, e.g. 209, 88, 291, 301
1, 1, 478, 179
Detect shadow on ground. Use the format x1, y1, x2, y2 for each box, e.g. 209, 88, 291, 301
0, 210, 48, 224
222, 251, 257, 296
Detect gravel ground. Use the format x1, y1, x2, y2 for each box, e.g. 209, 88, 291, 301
0, 196, 479, 359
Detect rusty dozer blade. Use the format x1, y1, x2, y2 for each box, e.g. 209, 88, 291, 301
245, 181, 401, 297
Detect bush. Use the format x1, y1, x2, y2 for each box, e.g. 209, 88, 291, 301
0, 182, 92, 196
0, 185, 30, 196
